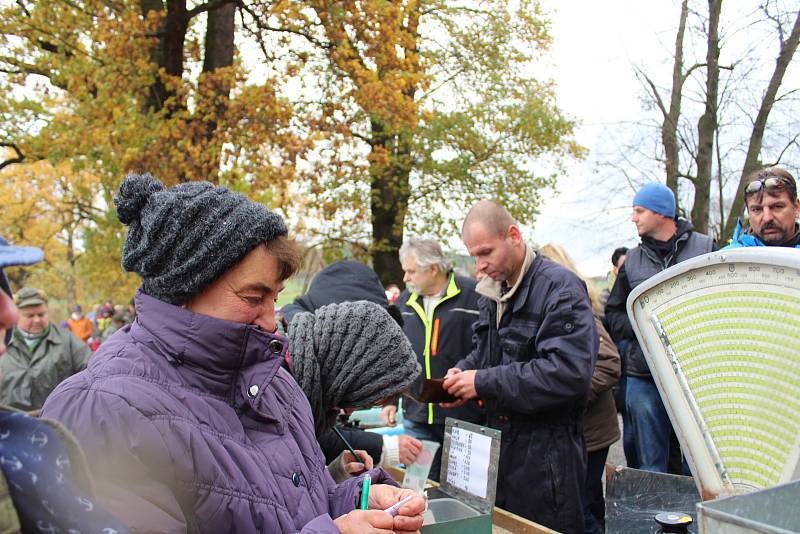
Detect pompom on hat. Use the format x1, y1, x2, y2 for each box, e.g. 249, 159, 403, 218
114, 173, 288, 305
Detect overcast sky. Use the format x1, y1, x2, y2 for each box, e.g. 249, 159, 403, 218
523, 1, 685, 276
521, 0, 800, 277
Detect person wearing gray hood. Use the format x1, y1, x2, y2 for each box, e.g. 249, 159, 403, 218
286, 300, 421, 482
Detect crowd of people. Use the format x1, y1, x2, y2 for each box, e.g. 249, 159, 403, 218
0, 164, 796, 533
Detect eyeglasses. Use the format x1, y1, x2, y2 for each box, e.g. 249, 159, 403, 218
744, 176, 791, 196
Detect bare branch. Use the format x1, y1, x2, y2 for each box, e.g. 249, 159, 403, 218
187, 0, 235, 19
723, 6, 800, 239
0, 143, 25, 170
769, 132, 800, 165
635, 68, 668, 119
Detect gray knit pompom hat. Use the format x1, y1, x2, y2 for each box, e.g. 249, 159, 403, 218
114, 172, 288, 304
288, 300, 421, 436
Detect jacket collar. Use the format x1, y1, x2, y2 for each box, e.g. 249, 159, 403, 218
407, 271, 460, 305
131, 291, 287, 388
732, 217, 800, 248
732, 218, 763, 247
10, 325, 60, 353
476, 243, 536, 305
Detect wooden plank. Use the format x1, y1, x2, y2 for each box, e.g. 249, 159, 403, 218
384, 466, 558, 533
492, 508, 559, 534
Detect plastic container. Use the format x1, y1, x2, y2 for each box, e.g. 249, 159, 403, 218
423, 498, 481, 525
696, 480, 800, 533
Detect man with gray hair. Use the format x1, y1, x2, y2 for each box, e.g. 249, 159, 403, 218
381, 238, 484, 481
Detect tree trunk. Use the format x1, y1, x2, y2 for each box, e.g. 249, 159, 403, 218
65, 225, 78, 309
140, 0, 188, 113
194, 1, 236, 183
716, 127, 725, 236
692, 0, 721, 234
369, 119, 412, 287
664, 0, 689, 195
722, 8, 800, 240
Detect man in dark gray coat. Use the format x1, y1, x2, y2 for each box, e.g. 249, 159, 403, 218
605, 183, 716, 473
444, 200, 596, 534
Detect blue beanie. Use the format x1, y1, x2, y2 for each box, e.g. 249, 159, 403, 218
633, 183, 675, 218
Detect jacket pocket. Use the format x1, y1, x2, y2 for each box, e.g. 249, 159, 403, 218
499, 321, 537, 362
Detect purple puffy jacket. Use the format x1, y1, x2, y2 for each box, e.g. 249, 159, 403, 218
42, 291, 391, 533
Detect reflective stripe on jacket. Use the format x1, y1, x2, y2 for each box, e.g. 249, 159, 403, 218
398, 273, 484, 425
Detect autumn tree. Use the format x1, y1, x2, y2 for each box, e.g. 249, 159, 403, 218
0, 158, 140, 309
2, 0, 579, 290
242, 0, 580, 284
0, 0, 303, 298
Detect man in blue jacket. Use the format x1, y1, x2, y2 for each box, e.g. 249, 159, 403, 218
443, 201, 597, 534
382, 238, 484, 482
726, 167, 800, 249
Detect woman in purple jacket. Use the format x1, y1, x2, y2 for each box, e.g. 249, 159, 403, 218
41, 174, 424, 533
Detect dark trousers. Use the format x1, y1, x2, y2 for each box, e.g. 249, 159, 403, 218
493, 418, 586, 534
583, 446, 609, 534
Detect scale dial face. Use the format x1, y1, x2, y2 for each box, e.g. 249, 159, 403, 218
628, 249, 800, 498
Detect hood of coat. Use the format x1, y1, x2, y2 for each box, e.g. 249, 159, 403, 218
280, 260, 388, 323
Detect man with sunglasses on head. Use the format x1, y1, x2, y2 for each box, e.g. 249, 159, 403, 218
726, 167, 800, 249
605, 183, 716, 474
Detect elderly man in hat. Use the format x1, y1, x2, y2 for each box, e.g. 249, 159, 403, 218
0, 286, 91, 412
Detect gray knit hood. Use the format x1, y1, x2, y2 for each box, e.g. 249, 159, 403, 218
114, 173, 287, 305
288, 300, 421, 436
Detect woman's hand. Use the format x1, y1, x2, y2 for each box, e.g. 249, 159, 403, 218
333, 509, 396, 533
368, 484, 425, 533
342, 450, 374, 476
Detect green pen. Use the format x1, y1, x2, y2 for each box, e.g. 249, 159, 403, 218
359, 473, 371, 510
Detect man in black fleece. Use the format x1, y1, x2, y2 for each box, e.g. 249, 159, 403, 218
605, 183, 716, 473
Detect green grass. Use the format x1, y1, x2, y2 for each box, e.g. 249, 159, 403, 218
277, 276, 305, 308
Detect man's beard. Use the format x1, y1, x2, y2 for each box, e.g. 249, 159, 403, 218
759, 221, 789, 244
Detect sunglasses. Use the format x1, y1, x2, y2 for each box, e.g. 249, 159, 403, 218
744, 176, 791, 196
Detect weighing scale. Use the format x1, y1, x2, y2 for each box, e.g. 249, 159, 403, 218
627, 248, 800, 500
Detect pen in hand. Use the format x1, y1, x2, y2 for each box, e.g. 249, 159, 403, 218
359, 473, 371, 510
332, 426, 366, 474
